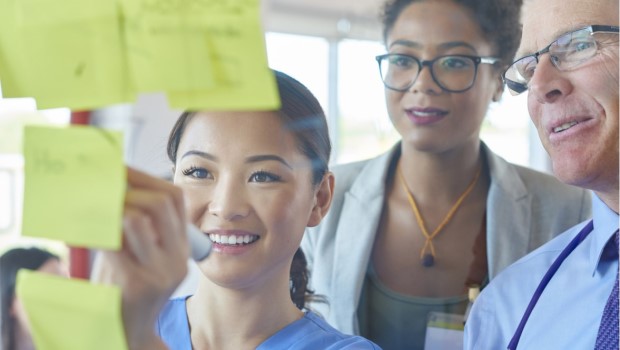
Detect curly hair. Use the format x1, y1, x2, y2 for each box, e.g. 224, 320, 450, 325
381, 0, 523, 68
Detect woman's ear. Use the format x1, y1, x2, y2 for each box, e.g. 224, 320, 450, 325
307, 172, 335, 227
492, 75, 505, 102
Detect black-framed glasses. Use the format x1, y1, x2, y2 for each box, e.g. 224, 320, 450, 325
375, 53, 499, 93
503, 25, 620, 95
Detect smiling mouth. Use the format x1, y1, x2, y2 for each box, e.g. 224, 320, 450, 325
407, 107, 449, 117
209, 234, 259, 245
552, 121, 579, 133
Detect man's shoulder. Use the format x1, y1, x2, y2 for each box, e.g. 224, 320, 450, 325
494, 221, 589, 284
465, 220, 595, 349
479, 220, 590, 309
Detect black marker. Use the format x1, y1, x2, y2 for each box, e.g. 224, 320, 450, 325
186, 224, 212, 261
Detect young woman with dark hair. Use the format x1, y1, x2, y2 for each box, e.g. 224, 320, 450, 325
154, 70, 378, 349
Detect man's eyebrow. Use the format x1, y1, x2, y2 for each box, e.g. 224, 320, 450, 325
245, 155, 292, 169
517, 25, 582, 57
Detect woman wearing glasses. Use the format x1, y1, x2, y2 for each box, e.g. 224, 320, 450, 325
302, 0, 592, 349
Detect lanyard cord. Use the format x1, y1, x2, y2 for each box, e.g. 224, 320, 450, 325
507, 220, 594, 350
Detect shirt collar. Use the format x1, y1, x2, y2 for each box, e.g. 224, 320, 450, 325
590, 194, 619, 275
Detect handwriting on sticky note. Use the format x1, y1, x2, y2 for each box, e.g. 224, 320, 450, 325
16, 270, 127, 350
165, 0, 281, 110
0, 0, 277, 110
0, 0, 133, 110
22, 125, 125, 250
122, 0, 218, 93
138, 0, 258, 16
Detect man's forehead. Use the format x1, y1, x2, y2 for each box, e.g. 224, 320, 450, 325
517, 0, 617, 56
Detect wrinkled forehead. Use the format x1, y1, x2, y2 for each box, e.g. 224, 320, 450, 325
518, 0, 619, 56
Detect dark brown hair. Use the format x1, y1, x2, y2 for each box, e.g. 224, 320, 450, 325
381, 0, 523, 68
166, 70, 330, 310
1, 248, 59, 350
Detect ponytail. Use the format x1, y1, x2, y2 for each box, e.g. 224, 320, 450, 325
289, 248, 325, 310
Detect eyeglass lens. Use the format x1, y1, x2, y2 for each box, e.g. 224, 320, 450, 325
379, 55, 477, 92
504, 26, 616, 94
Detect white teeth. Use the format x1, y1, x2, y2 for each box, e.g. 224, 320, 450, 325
208, 234, 258, 245
553, 121, 578, 133
414, 111, 439, 117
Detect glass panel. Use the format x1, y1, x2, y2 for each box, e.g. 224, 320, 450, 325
481, 91, 530, 166
265, 32, 329, 115
338, 39, 399, 164
0, 169, 12, 231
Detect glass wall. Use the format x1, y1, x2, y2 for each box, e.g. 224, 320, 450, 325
265, 32, 330, 115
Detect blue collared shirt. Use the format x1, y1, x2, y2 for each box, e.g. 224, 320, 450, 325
464, 195, 619, 350
156, 296, 381, 349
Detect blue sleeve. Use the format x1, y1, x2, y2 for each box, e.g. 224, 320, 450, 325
464, 288, 503, 350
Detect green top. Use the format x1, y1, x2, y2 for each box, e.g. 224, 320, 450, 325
358, 264, 468, 350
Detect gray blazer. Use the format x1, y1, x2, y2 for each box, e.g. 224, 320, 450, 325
301, 143, 592, 335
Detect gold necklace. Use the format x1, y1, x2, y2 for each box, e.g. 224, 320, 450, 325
398, 165, 481, 267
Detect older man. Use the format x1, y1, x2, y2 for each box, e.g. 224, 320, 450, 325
464, 0, 619, 349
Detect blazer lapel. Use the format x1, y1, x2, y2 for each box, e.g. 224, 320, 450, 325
330, 146, 397, 334
483, 143, 532, 278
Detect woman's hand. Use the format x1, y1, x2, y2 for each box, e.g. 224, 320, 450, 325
92, 167, 189, 350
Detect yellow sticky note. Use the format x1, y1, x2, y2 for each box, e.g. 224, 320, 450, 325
121, 0, 217, 93
166, 0, 281, 110
0, 0, 133, 110
22, 125, 125, 250
16, 270, 127, 350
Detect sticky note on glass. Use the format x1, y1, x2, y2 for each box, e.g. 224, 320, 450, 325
22, 125, 125, 249
0, 0, 133, 110
120, 0, 217, 93
164, 0, 280, 110
16, 269, 127, 350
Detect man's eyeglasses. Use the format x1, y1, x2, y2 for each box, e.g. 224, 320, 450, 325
503, 25, 620, 95
376, 54, 499, 93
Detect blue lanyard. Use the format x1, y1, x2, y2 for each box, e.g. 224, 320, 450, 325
507, 220, 594, 350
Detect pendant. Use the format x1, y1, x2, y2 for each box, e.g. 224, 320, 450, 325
421, 253, 435, 267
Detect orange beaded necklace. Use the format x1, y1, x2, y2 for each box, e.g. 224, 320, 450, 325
398, 166, 481, 267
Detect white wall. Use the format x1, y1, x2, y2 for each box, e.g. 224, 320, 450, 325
91, 94, 181, 179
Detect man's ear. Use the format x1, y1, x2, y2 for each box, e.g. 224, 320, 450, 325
9, 294, 18, 317
307, 172, 335, 227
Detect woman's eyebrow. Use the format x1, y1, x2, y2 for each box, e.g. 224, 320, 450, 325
437, 41, 477, 52
181, 150, 217, 161
389, 39, 420, 49
388, 40, 477, 53
245, 154, 293, 169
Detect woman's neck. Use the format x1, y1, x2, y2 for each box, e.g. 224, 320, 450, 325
398, 141, 483, 202
186, 273, 303, 350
